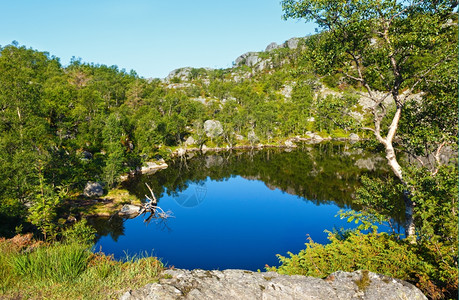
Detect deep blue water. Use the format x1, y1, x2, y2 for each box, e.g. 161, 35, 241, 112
95, 175, 358, 271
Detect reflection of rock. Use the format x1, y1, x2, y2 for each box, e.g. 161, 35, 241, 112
355, 157, 385, 171
118, 204, 141, 218
83, 182, 104, 198
121, 269, 427, 300
205, 155, 224, 168
349, 133, 360, 140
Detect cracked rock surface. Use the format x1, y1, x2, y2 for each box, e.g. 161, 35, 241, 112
120, 269, 427, 300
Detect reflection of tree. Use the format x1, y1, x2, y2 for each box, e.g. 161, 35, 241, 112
123, 142, 393, 212
86, 216, 125, 243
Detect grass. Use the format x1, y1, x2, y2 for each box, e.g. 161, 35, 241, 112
63, 188, 142, 218
0, 236, 164, 299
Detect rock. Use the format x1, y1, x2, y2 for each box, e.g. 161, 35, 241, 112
166, 67, 192, 81
119, 204, 141, 217
83, 182, 104, 198
349, 133, 360, 140
141, 161, 168, 175
265, 42, 279, 52
176, 148, 186, 157
235, 134, 244, 141
284, 140, 297, 148
203, 120, 223, 138
247, 130, 259, 144
121, 269, 427, 300
280, 84, 293, 98
184, 136, 195, 146
285, 37, 300, 49
235, 52, 260, 67
81, 150, 93, 160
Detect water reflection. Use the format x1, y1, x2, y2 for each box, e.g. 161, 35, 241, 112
92, 142, 403, 269
123, 142, 390, 210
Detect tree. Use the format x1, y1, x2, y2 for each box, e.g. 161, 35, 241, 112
28, 165, 63, 240
102, 113, 126, 187
281, 0, 457, 242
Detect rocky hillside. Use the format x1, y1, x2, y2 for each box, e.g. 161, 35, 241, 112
157, 36, 377, 145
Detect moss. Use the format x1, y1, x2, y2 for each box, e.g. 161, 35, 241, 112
354, 270, 371, 291
263, 276, 273, 281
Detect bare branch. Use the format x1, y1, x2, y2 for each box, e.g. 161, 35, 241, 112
145, 182, 157, 204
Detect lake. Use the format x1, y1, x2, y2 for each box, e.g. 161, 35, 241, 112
90, 142, 399, 271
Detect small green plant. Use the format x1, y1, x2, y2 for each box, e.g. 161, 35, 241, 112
62, 219, 96, 245
355, 270, 371, 291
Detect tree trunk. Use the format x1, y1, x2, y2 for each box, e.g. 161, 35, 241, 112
385, 145, 416, 243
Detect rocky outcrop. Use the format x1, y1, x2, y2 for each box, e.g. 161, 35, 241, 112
234, 52, 260, 67
265, 42, 279, 52
120, 269, 427, 300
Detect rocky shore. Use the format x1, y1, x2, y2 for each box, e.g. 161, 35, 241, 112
120, 269, 426, 300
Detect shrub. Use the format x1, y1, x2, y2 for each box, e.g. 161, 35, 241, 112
267, 231, 455, 299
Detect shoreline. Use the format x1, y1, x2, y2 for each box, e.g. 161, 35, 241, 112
87, 137, 362, 219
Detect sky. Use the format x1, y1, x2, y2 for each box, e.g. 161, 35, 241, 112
0, 0, 315, 79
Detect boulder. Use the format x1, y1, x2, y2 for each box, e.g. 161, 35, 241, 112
285, 37, 300, 49
235, 52, 260, 67
203, 120, 223, 138
265, 42, 279, 52
184, 136, 196, 146
120, 269, 427, 300
81, 151, 93, 160
119, 204, 141, 217
141, 161, 169, 175
176, 148, 186, 157
284, 140, 297, 148
83, 182, 104, 198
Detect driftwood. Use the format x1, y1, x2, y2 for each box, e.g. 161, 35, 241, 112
139, 183, 174, 224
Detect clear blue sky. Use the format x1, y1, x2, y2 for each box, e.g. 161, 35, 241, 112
0, 0, 314, 79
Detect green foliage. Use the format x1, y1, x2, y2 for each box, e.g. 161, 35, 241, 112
28, 168, 64, 240
406, 165, 458, 248
13, 242, 91, 282
268, 230, 456, 299
61, 219, 97, 245
270, 231, 425, 280
0, 237, 163, 299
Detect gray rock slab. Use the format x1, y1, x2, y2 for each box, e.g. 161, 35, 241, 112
120, 269, 426, 300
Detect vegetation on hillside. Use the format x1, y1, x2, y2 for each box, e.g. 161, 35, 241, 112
270, 0, 458, 298
0, 0, 457, 298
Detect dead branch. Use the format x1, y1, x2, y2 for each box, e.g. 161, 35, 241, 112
137, 183, 174, 223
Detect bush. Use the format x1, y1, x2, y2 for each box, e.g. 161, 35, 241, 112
267, 231, 456, 299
